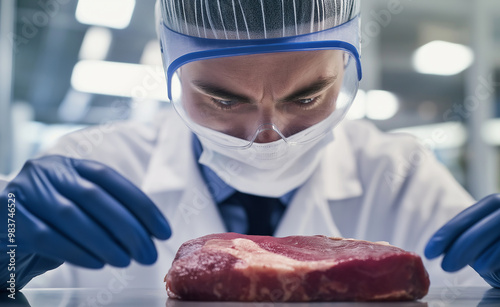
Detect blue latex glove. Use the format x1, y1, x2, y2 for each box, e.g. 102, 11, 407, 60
1, 155, 171, 289
425, 194, 500, 288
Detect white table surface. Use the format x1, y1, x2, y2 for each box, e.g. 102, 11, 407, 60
0, 287, 498, 307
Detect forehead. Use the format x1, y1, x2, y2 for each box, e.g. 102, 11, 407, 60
183, 50, 341, 74
180, 50, 343, 94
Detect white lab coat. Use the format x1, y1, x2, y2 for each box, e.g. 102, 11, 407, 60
5, 107, 485, 290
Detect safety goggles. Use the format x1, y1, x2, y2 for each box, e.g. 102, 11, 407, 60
158, 15, 362, 149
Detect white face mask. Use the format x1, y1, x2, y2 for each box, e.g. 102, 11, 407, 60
196, 121, 335, 198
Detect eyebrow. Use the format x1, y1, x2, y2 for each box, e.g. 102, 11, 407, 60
192, 81, 252, 103
279, 76, 338, 102
192, 76, 338, 103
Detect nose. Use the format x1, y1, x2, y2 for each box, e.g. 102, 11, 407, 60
252, 124, 286, 144
251, 99, 284, 143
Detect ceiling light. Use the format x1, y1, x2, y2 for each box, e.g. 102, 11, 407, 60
482, 119, 500, 146
346, 90, 366, 120
71, 60, 168, 101
76, 0, 136, 29
413, 40, 474, 76
79, 27, 112, 60
365, 90, 399, 120
141, 40, 163, 66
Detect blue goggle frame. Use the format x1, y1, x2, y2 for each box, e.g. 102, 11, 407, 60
158, 15, 362, 100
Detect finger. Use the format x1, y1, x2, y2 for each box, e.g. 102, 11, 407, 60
53, 175, 158, 265
17, 205, 105, 269
472, 237, 500, 275
425, 194, 500, 259
23, 174, 131, 267
72, 158, 172, 240
440, 208, 500, 272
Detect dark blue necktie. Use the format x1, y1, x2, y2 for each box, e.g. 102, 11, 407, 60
218, 192, 286, 236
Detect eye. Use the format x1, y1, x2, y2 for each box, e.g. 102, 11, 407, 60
210, 97, 237, 110
295, 96, 321, 107
297, 98, 316, 105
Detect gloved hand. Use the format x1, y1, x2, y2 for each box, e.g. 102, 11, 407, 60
1, 155, 171, 280
425, 194, 500, 288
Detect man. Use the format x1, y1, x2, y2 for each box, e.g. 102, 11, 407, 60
1, 0, 498, 291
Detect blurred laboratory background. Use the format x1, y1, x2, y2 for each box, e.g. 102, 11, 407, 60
0, 0, 499, 199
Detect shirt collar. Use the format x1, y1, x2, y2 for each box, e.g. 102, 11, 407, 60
192, 134, 296, 205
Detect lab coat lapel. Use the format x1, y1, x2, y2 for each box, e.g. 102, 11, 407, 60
275, 121, 363, 238
321, 121, 364, 201
141, 111, 225, 253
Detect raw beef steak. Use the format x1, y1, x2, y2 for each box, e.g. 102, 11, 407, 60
165, 233, 430, 302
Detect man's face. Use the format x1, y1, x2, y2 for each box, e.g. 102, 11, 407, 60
179, 50, 345, 143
